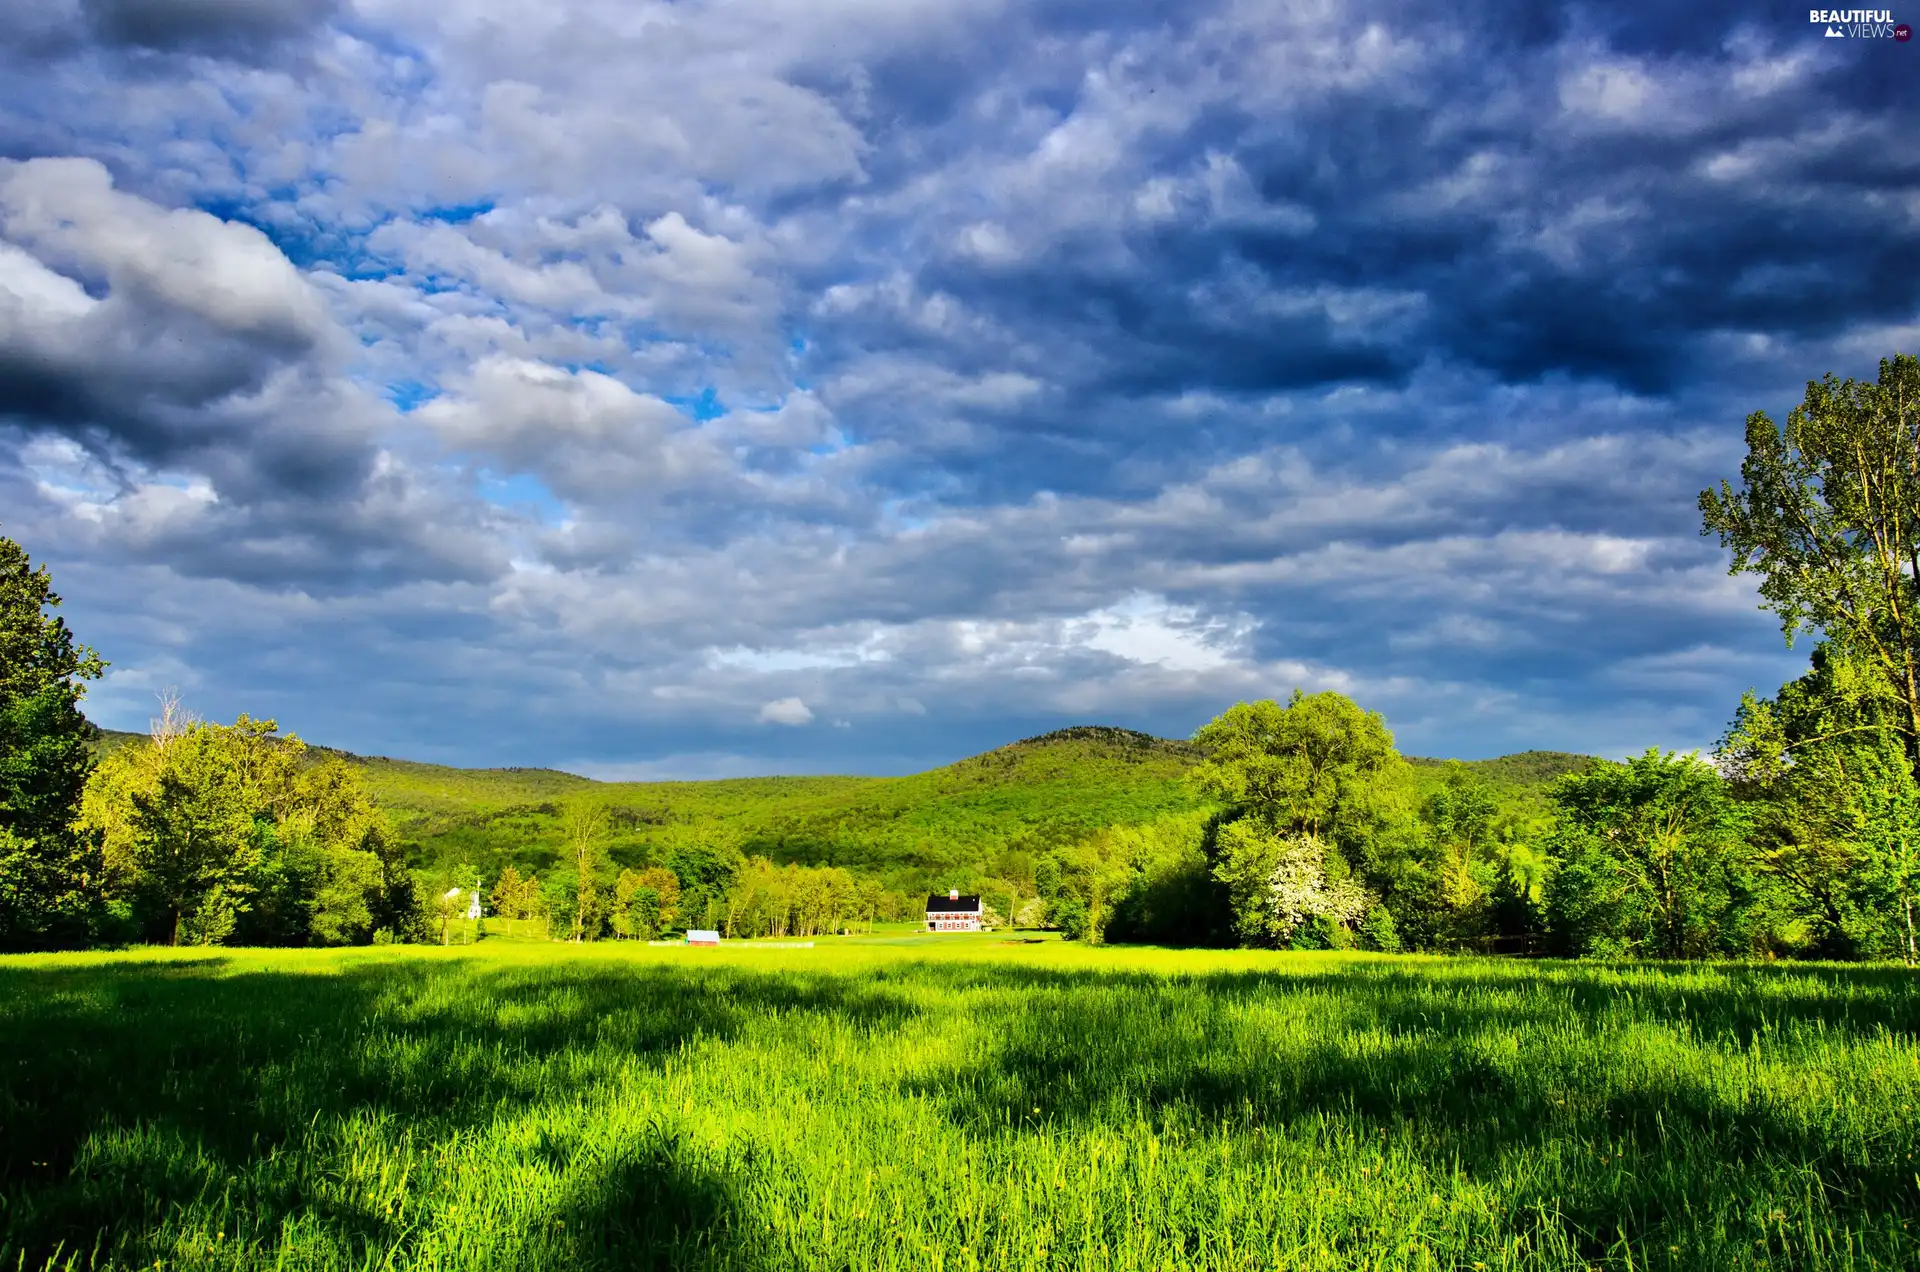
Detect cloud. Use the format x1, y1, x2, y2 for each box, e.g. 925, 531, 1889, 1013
79, 0, 337, 57
757, 697, 814, 726
0, 0, 1906, 773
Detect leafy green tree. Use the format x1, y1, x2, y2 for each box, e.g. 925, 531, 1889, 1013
0, 531, 106, 950
1700, 354, 1920, 779
1190, 691, 1399, 841
127, 748, 260, 945
1358, 903, 1401, 952
1190, 691, 1401, 946
1721, 645, 1920, 959
664, 833, 744, 931
490, 864, 548, 938
1542, 751, 1747, 958
1210, 817, 1368, 948
80, 714, 420, 945
1413, 764, 1502, 947
614, 865, 680, 939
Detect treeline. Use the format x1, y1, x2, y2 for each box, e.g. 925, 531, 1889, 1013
1032, 686, 1915, 960
465, 853, 918, 943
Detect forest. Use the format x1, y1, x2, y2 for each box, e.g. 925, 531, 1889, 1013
5, 355, 1920, 962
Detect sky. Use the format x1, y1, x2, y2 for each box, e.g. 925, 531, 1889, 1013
0, 0, 1916, 777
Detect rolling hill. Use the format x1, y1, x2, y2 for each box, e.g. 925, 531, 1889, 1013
89, 723, 1595, 891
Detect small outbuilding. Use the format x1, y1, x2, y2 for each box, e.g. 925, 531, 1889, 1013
686, 929, 721, 946
925, 888, 983, 932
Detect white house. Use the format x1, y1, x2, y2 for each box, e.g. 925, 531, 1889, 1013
925, 888, 983, 932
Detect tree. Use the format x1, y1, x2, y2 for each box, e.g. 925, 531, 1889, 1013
1190, 692, 1400, 946
614, 866, 681, 940
1210, 818, 1368, 948
1542, 751, 1746, 959
434, 883, 465, 946
1700, 354, 1920, 779
1721, 644, 1920, 960
0, 530, 106, 950
1191, 691, 1399, 841
79, 713, 421, 945
664, 833, 744, 931
562, 800, 609, 942
491, 865, 549, 938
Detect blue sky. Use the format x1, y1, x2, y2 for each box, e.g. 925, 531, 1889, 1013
0, 0, 1915, 776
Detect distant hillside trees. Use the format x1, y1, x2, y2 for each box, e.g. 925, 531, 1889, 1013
724, 858, 862, 938
613, 866, 679, 939
489, 865, 545, 937
0, 530, 105, 950
80, 712, 425, 946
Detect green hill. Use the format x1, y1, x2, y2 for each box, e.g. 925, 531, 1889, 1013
1403, 749, 1598, 821
91, 722, 1595, 892
367, 726, 1205, 890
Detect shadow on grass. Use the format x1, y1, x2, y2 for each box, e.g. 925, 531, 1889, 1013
0, 955, 901, 1269
899, 958, 1920, 1261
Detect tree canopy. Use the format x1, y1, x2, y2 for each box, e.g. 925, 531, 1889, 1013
80, 716, 423, 945
1700, 353, 1920, 775
1189, 690, 1399, 842
0, 530, 106, 950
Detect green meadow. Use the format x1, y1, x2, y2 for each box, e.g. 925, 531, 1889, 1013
5, 939, 1918, 1271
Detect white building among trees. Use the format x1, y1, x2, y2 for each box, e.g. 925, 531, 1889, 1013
925, 889, 983, 932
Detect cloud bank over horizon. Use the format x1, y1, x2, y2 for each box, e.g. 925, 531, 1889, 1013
1, 0, 1915, 776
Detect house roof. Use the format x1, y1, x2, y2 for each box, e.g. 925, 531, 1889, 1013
925, 894, 983, 913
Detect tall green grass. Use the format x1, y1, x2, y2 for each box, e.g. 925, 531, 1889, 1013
4, 943, 1914, 1270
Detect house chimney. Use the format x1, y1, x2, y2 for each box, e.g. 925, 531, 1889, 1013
949, 888, 959, 901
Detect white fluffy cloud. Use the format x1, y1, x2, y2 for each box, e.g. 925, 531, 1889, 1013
757, 697, 814, 726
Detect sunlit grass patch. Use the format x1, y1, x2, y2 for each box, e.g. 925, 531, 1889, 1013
2, 943, 1917, 1270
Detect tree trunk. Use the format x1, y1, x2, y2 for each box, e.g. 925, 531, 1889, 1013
1905, 892, 1916, 966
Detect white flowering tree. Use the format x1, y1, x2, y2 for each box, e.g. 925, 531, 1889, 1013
1212, 820, 1370, 946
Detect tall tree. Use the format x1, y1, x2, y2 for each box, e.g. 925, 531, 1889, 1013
1700, 353, 1920, 778
1190, 690, 1399, 841
0, 530, 106, 950
80, 714, 421, 945
562, 800, 609, 941
1721, 645, 1920, 960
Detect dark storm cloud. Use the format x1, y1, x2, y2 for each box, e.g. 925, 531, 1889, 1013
0, 0, 1910, 771
802, 0, 1920, 426
79, 0, 336, 54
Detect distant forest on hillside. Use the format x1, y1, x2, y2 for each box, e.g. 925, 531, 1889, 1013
90, 721, 1591, 895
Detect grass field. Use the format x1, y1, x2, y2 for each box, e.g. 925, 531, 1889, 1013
5, 942, 1916, 1271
